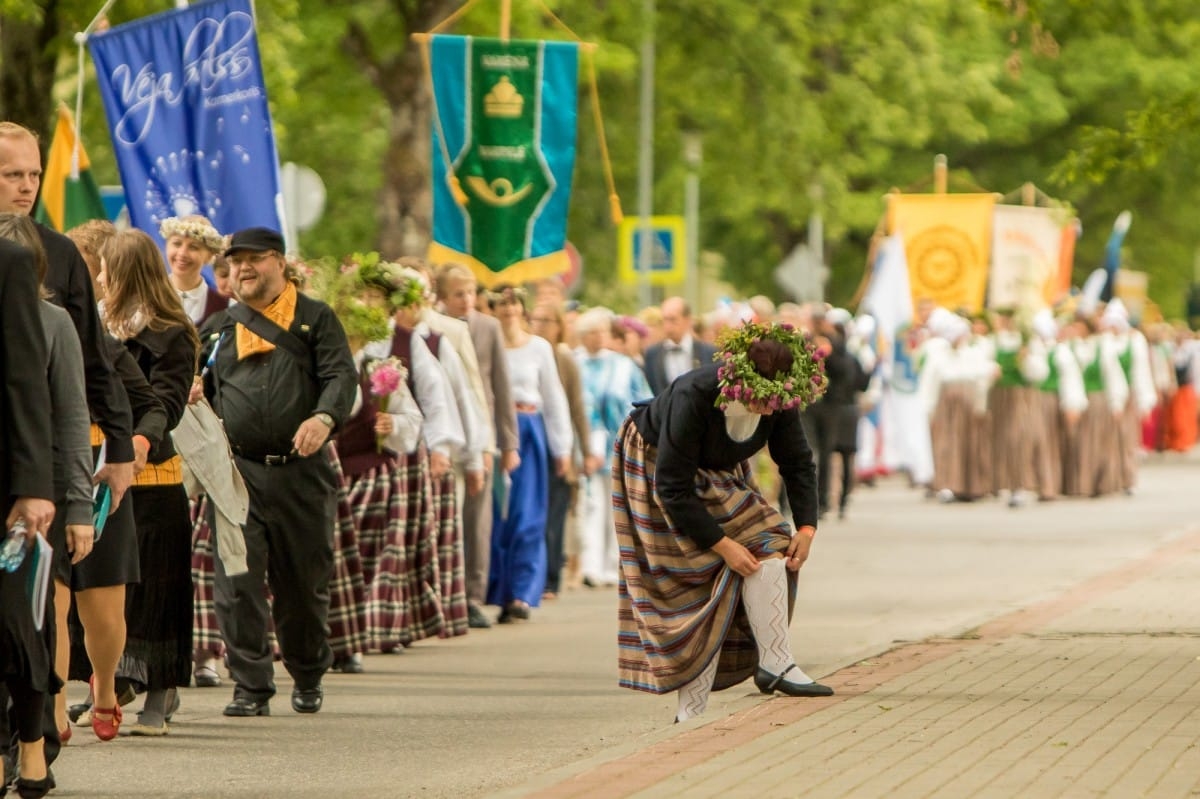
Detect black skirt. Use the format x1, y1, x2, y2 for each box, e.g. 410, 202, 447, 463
65, 473, 140, 592
117, 483, 194, 690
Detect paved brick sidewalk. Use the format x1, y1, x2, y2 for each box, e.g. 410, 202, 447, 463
521, 529, 1200, 799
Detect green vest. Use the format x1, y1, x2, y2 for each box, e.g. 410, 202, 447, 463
995, 347, 1026, 389
1040, 353, 1059, 394
1081, 355, 1104, 394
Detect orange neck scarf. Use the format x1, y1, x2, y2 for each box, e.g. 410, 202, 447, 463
236, 282, 298, 359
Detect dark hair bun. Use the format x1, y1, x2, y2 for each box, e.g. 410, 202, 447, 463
747, 338, 794, 379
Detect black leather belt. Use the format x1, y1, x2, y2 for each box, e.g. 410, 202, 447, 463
231, 446, 295, 466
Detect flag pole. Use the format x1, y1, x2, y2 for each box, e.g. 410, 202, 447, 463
500, 0, 512, 42
72, 0, 122, 179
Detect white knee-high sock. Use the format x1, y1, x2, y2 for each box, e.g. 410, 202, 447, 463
675, 652, 720, 722
741, 558, 815, 682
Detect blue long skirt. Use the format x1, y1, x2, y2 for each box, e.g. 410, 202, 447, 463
487, 412, 550, 607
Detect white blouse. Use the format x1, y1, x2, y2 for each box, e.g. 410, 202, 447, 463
504, 335, 573, 459
361, 322, 466, 457
415, 320, 488, 471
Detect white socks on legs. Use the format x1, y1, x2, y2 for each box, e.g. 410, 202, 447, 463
741, 558, 815, 683
675, 652, 720, 723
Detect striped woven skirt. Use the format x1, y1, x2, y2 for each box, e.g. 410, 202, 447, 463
1066, 392, 1120, 497
930, 383, 993, 499
990, 385, 1042, 493
327, 445, 370, 658
349, 445, 443, 650
431, 471, 468, 638
190, 495, 224, 657
613, 418, 795, 696
1035, 392, 1064, 500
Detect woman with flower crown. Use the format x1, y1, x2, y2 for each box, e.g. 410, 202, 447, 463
333, 255, 465, 657
613, 321, 832, 724
161, 215, 229, 326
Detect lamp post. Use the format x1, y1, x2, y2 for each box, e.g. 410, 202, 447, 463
682, 130, 702, 314
635, 0, 656, 311
807, 181, 825, 304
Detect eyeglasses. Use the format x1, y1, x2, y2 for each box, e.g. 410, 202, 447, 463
530, 316, 558, 324
228, 251, 278, 267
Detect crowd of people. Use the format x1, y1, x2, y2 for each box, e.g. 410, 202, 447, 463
6, 110, 1200, 791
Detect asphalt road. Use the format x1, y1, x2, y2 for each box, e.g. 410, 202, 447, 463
50, 452, 1200, 798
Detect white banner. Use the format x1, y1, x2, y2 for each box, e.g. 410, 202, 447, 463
988, 205, 1068, 311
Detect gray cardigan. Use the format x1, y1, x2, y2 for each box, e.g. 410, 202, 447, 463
41, 302, 93, 527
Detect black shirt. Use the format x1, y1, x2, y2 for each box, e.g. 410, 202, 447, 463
200, 292, 356, 457
630, 363, 819, 549
123, 325, 196, 464
38, 222, 134, 462
104, 337, 168, 455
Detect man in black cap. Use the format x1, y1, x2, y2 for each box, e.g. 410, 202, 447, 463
198, 227, 356, 716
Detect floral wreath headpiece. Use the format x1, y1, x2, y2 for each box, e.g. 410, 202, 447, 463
714, 321, 828, 412
354, 252, 430, 310
159, 216, 224, 253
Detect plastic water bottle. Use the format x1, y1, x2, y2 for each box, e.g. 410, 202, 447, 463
0, 520, 29, 572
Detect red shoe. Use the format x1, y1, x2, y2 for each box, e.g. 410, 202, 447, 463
58, 725, 71, 744
91, 704, 122, 741
89, 676, 122, 741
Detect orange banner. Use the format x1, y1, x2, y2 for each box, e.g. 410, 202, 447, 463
887, 193, 996, 313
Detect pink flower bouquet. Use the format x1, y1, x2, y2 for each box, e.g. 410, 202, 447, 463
367, 357, 407, 453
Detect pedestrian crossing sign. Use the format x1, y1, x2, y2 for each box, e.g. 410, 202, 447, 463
618, 215, 686, 286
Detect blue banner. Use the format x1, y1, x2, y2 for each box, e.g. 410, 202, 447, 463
89, 0, 284, 247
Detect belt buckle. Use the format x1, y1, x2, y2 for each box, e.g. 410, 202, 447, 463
264, 454, 288, 466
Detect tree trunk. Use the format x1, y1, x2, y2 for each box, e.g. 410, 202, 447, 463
377, 43, 432, 258
0, 6, 62, 137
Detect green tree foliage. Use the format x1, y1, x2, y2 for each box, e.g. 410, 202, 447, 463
4, 0, 1198, 316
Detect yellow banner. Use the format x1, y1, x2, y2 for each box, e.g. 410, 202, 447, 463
887, 193, 996, 313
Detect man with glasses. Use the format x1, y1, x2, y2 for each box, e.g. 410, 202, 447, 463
197, 227, 356, 716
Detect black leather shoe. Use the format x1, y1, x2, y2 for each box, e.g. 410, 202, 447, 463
16, 774, 53, 799
467, 604, 492, 629
67, 701, 91, 723
332, 654, 364, 674
754, 665, 834, 697
194, 665, 222, 687
291, 686, 323, 714
222, 697, 270, 717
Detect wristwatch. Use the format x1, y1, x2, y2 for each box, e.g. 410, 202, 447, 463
313, 412, 335, 428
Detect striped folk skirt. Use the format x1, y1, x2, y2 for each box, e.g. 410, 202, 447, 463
326, 446, 370, 658
348, 445, 444, 650
1035, 392, 1064, 500
1064, 392, 1121, 497
930, 383, 993, 500
190, 495, 223, 658
613, 418, 795, 696
1116, 401, 1141, 492
431, 471, 468, 638
990, 385, 1042, 493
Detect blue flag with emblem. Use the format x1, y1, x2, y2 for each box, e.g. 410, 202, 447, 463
88, 0, 284, 248
426, 35, 579, 288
